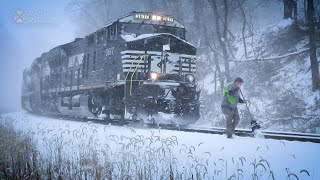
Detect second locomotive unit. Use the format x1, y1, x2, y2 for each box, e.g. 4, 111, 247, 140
21, 12, 200, 125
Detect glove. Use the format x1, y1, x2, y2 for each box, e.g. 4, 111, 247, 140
239, 98, 248, 104
251, 120, 257, 125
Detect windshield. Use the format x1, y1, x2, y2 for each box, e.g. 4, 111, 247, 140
121, 23, 185, 39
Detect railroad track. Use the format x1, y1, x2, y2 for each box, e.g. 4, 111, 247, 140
31, 113, 320, 143
156, 125, 320, 143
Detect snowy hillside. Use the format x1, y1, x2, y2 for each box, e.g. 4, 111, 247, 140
198, 19, 320, 133
1, 112, 320, 179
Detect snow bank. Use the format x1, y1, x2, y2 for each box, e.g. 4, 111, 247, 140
1, 112, 320, 179
260, 19, 294, 35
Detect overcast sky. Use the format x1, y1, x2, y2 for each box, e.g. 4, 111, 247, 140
0, 0, 76, 113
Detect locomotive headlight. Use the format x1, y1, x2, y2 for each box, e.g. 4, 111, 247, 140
152, 15, 162, 21
150, 72, 158, 80
187, 75, 195, 82
152, 15, 157, 20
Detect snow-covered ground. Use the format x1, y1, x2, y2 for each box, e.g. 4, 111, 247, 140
1, 112, 319, 179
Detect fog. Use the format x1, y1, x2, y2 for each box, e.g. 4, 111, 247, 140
0, 0, 283, 114
0, 0, 76, 113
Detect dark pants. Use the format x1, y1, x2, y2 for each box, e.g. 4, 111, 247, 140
222, 107, 240, 136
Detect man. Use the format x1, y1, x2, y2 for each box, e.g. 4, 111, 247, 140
221, 77, 245, 138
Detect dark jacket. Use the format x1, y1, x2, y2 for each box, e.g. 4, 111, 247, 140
221, 83, 244, 109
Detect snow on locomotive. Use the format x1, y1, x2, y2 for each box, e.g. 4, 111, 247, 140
21, 12, 200, 125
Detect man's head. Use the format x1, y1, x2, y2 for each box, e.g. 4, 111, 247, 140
234, 77, 244, 88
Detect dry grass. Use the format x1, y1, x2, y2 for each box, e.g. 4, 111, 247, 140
0, 115, 311, 179
0, 121, 40, 179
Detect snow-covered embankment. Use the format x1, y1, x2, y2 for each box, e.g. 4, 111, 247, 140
1, 112, 319, 179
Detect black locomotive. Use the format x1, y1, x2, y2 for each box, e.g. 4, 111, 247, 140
21, 12, 200, 125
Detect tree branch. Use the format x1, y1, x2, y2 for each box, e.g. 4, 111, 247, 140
231, 48, 309, 62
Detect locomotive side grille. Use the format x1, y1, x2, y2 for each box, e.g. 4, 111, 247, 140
121, 50, 150, 73
172, 55, 197, 74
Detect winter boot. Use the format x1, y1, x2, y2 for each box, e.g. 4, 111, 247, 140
227, 133, 232, 138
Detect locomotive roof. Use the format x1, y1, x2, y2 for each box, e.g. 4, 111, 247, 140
40, 38, 84, 58
117, 11, 184, 28
27, 12, 187, 69
121, 33, 195, 48
85, 11, 185, 37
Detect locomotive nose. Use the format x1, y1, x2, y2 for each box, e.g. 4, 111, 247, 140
121, 33, 197, 77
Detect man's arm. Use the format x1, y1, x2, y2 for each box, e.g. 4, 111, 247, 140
227, 84, 239, 95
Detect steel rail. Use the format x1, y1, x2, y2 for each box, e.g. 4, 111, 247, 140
28, 113, 320, 143
156, 125, 320, 143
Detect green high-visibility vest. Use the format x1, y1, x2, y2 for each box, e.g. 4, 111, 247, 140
223, 83, 236, 105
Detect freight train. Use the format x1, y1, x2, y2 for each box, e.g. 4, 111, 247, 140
21, 12, 200, 125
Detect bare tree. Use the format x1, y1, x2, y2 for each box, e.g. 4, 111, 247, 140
306, 0, 320, 91
203, 25, 225, 92
237, 0, 249, 59
207, 0, 231, 82
283, 0, 297, 21
145, 0, 157, 12
67, 0, 100, 29
103, 0, 111, 21
192, 0, 204, 48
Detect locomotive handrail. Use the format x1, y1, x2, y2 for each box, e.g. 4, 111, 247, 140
124, 55, 142, 82
192, 58, 196, 74
124, 55, 143, 98
130, 55, 145, 96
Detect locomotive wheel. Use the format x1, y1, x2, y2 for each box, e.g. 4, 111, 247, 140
102, 110, 110, 121
91, 106, 102, 116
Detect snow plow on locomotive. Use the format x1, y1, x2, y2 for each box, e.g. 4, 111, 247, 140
21, 12, 200, 125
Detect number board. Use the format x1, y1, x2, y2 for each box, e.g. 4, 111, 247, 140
134, 13, 174, 23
